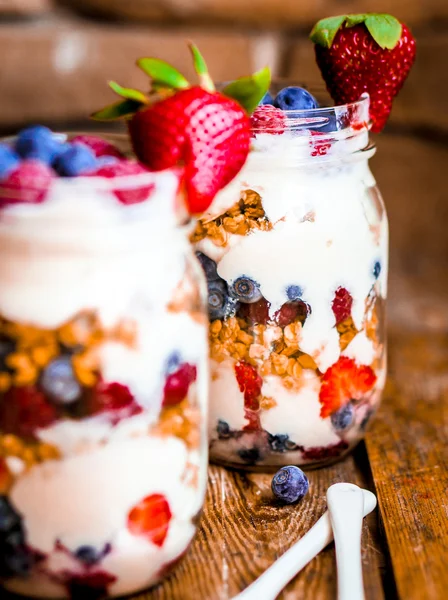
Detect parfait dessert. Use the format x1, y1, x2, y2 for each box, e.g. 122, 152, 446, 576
191, 13, 416, 469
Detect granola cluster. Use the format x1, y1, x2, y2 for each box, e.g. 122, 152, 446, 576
153, 400, 201, 450
191, 189, 272, 246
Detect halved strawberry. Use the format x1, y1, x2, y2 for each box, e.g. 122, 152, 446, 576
319, 356, 376, 418
127, 494, 172, 547
92, 44, 271, 215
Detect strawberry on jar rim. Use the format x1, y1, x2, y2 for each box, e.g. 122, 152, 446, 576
92, 44, 271, 215
310, 13, 416, 132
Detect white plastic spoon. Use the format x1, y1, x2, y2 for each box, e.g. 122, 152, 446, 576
327, 483, 369, 600
233, 485, 377, 600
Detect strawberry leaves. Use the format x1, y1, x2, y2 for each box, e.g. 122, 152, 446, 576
222, 67, 271, 114
108, 81, 149, 104
137, 58, 190, 90
189, 43, 215, 92
91, 99, 144, 121
310, 13, 403, 50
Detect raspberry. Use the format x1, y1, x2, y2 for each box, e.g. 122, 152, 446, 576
65, 571, 117, 598
127, 494, 171, 547
301, 440, 349, 461
332, 287, 353, 325
319, 356, 377, 418
251, 105, 286, 135
88, 160, 155, 205
0, 386, 58, 439
70, 135, 124, 159
238, 297, 270, 325
234, 361, 262, 411
0, 160, 54, 208
89, 382, 142, 418
162, 363, 197, 407
274, 301, 310, 328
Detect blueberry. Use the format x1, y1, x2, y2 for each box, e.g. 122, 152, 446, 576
230, 276, 263, 303
0, 144, 20, 179
259, 91, 273, 105
54, 143, 97, 177
331, 403, 355, 430
40, 357, 82, 405
0, 497, 21, 532
166, 351, 181, 374
237, 447, 261, 464
207, 279, 239, 320
217, 420, 231, 439
196, 251, 219, 281
268, 433, 298, 453
2, 530, 33, 576
271, 465, 309, 504
286, 285, 303, 302
274, 87, 319, 111
373, 261, 382, 279
75, 545, 103, 566
95, 156, 119, 167
15, 125, 63, 165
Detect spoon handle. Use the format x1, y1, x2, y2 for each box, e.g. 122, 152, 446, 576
327, 483, 366, 600
234, 487, 377, 600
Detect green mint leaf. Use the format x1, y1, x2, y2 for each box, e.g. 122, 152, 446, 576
91, 99, 142, 121
310, 15, 347, 48
137, 58, 189, 89
108, 81, 149, 103
188, 42, 214, 91
364, 14, 402, 49
222, 67, 271, 114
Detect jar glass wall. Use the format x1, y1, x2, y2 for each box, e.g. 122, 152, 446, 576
193, 95, 387, 470
0, 136, 209, 598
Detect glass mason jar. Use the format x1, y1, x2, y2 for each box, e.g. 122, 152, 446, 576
0, 135, 209, 598
192, 94, 387, 470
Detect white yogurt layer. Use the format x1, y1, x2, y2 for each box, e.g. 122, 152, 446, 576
198, 136, 388, 373
8, 435, 206, 598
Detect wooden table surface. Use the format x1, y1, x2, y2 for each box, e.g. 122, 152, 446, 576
131, 131, 448, 600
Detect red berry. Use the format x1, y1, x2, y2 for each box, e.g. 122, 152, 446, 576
88, 160, 156, 205
70, 135, 124, 159
319, 356, 377, 418
250, 105, 286, 135
0, 160, 54, 208
309, 130, 332, 157
162, 363, 197, 407
89, 382, 141, 417
0, 458, 12, 493
128, 87, 251, 214
301, 440, 349, 461
312, 16, 416, 132
0, 386, 58, 438
275, 301, 310, 328
127, 493, 172, 547
332, 287, 353, 325
234, 361, 262, 411
65, 571, 117, 596
238, 297, 271, 325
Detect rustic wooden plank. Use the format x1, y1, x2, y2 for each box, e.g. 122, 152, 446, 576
127, 453, 384, 600
365, 328, 448, 600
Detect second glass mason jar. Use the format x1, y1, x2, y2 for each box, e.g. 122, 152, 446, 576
193, 94, 387, 470
0, 135, 208, 598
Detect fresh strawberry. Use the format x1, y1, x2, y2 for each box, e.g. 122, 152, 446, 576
311, 14, 416, 132
162, 363, 197, 407
332, 287, 353, 325
0, 386, 58, 438
128, 87, 250, 214
319, 356, 376, 418
70, 135, 124, 159
128, 493, 172, 547
250, 105, 286, 135
87, 160, 155, 205
92, 44, 271, 215
0, 160, 54, 207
